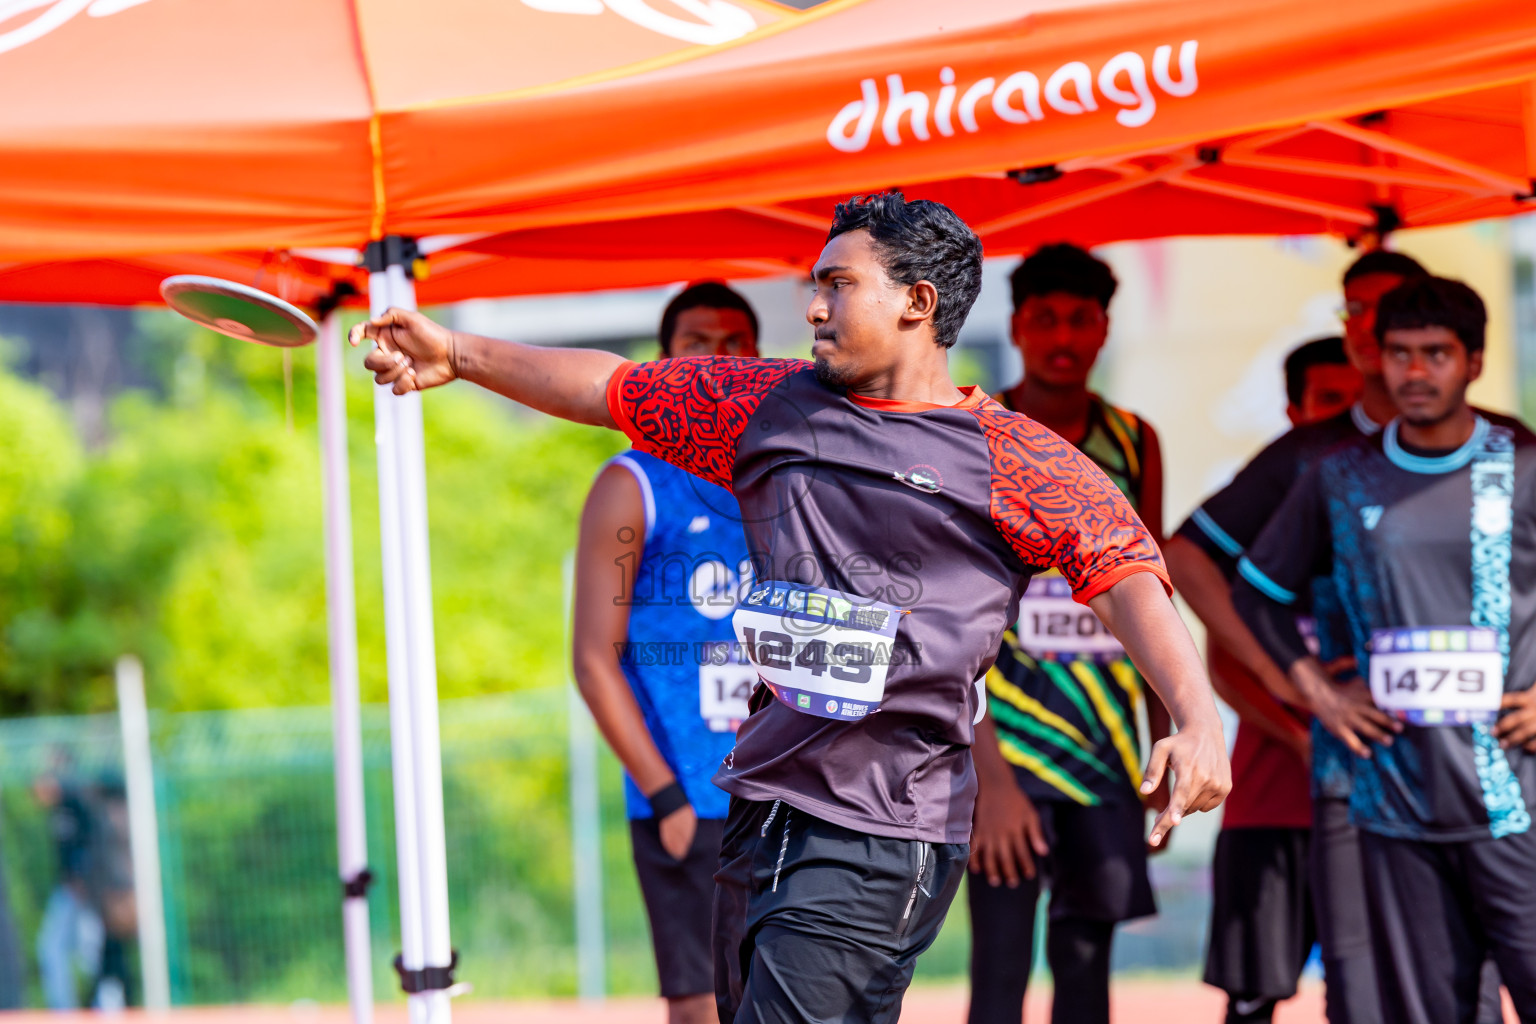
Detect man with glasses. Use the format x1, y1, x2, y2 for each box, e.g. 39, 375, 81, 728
1166, 249, 1425, 1023
1171, 250, 1516, 1022
1235, 276, 1536, 1023
967, 244, 1172, 1024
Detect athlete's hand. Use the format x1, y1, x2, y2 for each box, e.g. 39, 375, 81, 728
350, 308, 458, 394
658, 804, 698, 862
1143, 779, 1172, 856
968, 780, 1049, 886
1494, 690, 1536, 751
1313, 678, 1399, 758
1324, 656, 1359, 684
1142, 723, 1229, 849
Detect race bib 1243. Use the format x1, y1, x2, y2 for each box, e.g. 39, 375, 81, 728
732, 580, 902, 721
1368, 626, 1504, 725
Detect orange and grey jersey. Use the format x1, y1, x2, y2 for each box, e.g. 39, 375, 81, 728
607, 357, 1167, 843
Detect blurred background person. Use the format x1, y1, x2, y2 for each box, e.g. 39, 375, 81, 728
1167, 251, 1430, 1024
1233, 276, 1536, 1024
967, 244, 1172, 1024
85, 778, 135, 1011
32, 752, 104, 1011
571, 282, 759, 1024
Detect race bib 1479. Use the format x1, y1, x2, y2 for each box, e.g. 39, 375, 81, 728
1368, 626, 1504, 725
732, 580, 902, 721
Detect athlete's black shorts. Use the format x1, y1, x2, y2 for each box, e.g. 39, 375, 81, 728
1361, 827, 1536, 1024
1204, 827, 1314, 1002
969, 796, 1155, 924
630, 816, 725, 999
712, 796, 967, 1024
967, 797, 1154, 1024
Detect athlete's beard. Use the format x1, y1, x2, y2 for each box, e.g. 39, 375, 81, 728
813, 328, 858, 389
813, 355, 857, 389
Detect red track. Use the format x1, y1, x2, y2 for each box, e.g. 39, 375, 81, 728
0, 981, 1341, 1023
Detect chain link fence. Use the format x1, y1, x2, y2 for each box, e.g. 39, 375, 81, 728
0, 689, 1217, 1008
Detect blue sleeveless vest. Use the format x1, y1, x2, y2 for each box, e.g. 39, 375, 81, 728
608, 450, 752, 820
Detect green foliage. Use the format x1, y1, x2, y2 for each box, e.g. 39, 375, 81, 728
0, 313, 624, 714
0, 370, 91, 710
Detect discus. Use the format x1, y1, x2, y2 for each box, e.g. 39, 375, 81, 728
160, 275, 319, 348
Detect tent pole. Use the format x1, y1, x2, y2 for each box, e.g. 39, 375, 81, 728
115, 655, 170, 1011
317, 313, 376, 1024
367, 240, 455, 1024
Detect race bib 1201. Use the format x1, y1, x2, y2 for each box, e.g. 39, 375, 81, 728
1368, 626, 1504, 724
732, 580, 902, 721
1017, 576, 1123, 661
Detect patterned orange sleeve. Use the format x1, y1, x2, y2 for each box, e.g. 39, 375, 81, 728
970, 399, 1170, 604
606, 356, 809, 490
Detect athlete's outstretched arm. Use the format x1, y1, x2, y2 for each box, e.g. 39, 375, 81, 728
1164, 536, 1307, 708
351, 308, 622, 427
572, 465, 698, 860
1134, 425, 1174, 814
1088, 572, 1230, 848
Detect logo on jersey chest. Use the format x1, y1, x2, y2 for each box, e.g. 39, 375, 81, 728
1360, 505, 1384, 531
688, 560, 740, 621
893, 464, 943, 494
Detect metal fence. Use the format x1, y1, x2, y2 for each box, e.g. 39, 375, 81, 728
0, 689, 1221, 1008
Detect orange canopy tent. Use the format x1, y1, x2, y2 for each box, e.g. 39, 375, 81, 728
3, 0, 1536, 304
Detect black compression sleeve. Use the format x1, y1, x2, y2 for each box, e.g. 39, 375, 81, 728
1234, 578, 1312, 671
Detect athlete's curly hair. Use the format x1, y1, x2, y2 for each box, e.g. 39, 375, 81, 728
828, 192, 983, 349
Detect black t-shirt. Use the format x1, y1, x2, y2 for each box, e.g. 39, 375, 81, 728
1240, 417, 1536, 841
607, 357, 1168, 842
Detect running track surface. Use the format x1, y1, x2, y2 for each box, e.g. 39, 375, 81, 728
0, 981, 1353, 1023
9, 984, 1523, 1022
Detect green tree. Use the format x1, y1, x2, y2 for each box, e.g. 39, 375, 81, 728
0, 314, 624, 714
0, 369, 90, 709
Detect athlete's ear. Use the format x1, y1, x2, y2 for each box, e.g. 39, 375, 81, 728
901, 280, 939, 328
1467, 348, 1484, 384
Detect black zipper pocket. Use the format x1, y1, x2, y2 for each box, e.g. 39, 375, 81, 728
900, 842, 932, 931
771, 810, 793, 893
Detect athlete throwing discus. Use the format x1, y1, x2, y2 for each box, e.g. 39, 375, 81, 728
353, 194, 1229, 1024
